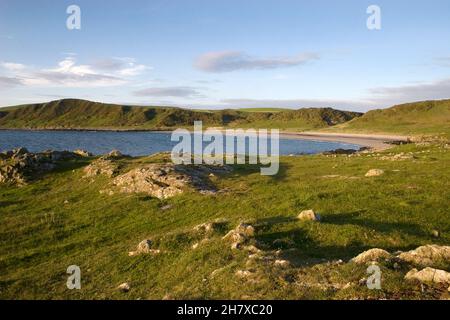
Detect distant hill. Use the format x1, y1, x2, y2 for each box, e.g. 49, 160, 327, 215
0, 99, 362, 131
326, 99, 450, 136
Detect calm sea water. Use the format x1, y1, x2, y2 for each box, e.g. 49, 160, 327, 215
0, 130, 360, 156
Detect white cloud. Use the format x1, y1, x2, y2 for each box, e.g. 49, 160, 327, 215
0, 57, 150, 88
93, 57, 150, 76
194, 51, 319, 73
1, 62, 26, 71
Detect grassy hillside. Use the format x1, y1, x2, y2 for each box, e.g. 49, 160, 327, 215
326, 99, 450, 137
0, 99, 361, 131
0, 143, 449, 299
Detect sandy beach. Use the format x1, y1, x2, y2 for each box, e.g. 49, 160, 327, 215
280, 131, 410, 151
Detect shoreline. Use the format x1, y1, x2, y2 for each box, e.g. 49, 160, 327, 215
280, 131, 410, 151
0, 127, 410, 152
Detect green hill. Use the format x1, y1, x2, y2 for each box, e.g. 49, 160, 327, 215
0, 99, 361, 131
327, 99, 450, 137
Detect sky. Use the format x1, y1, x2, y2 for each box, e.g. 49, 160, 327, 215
0, 0, 449, 111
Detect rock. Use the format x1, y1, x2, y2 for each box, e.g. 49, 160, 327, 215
83, 158, 119, 178
137, 239, 152, 252
73, 149, 92, 157
99, 189, 114, 196
11, 147, 29, 157
297, 209, 321, 222
405, 267, 450, 284
222, 223, 256, 250
0, 149, 70, 185
243, 245, 261, 254
231, 232, 247, 244
118, 282, 130, 292
223, 223, 256, 250
112, 164, 194, 199
235, 270, 253, 278
431, 230, 440, 238
274, 259, 290, 267
365, 169, 384, 177
194, 222, 214, 233
351, 248, 392, 264
160, 204, 173, 211
397, 245, 450, 268
104, 149, 126, 159
235, 223, 255, 237
128, 239, 160, 256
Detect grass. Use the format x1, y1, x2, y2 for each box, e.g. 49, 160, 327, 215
0, 143, 449, 299
324, 99, 450, 138
0, 99, 361, 131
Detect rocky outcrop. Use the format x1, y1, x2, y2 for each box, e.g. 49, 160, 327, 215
0, 148, 80, 185
83, 158, 120, 178
82, 150, 128, 178
397, 245, 450, 268
405, 267, 450, 285
112, 163, 226, 199
351, 248, 392, 264
112, 164, 191, 199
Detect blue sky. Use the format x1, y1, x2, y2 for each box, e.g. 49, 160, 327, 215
1, 0, 449, 111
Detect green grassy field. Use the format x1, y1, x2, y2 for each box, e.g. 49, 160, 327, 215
1, 143, 449, 299
0, 99, 361, 132
324, 99, 450, 138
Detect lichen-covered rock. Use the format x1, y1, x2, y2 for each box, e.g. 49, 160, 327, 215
297, 209, 321, 221
83, 158, 120, 178
0, 148, 79, 185
235, 223, 255, 237
397, 245, 450, 268
351, 248, 392, 264
405, 267, 450, 284
223, 223, 256, 250
112, 163, 219, 199
128, 239, 160, 256
113, 164, 190, 199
